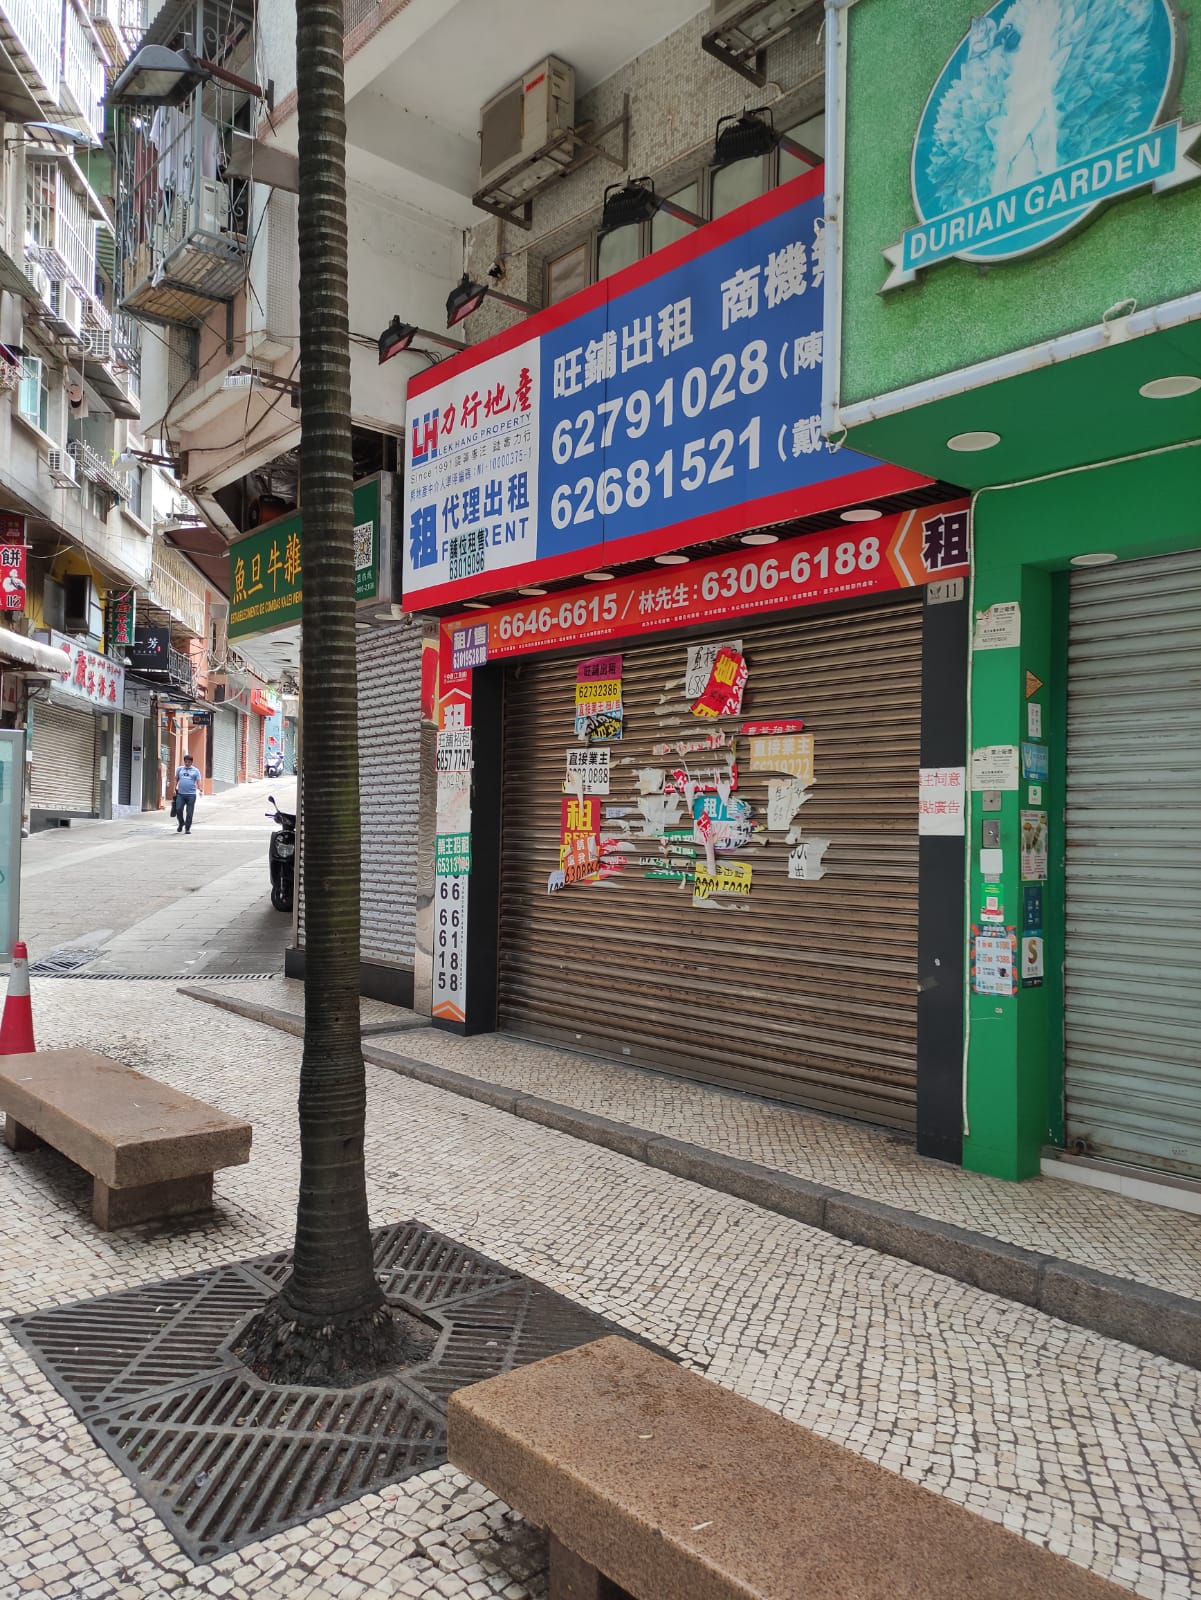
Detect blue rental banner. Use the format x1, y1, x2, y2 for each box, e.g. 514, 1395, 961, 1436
403, 169, 921, 609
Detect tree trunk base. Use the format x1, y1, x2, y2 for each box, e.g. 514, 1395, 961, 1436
234, 1296, 436, 1388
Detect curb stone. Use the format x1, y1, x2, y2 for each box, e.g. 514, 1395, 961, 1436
179, 985, 1201, 1374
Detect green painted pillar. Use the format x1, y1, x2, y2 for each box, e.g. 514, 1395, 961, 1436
962, 562, 1055, 1181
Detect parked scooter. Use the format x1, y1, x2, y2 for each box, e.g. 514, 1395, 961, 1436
264, 751, 285, 779
266, 795, 296, 912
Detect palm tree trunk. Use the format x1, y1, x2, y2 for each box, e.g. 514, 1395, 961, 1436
235, 0, 415, 1387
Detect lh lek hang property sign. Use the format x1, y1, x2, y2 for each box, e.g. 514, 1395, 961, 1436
402, 170, 923, 609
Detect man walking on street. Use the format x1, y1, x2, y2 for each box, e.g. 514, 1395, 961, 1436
174, 752, 203, 834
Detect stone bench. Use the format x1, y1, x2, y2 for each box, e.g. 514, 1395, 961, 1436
450, 1335, 1129, 1600
0, 1049, 252, 1229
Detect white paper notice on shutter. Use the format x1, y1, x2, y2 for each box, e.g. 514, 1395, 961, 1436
970, 745, 1019, 791
973, 602, 1021, 650
918, 767, 966, 835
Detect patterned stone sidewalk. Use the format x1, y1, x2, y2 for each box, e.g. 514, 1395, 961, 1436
197, 976, 1201, 1304
2, 978, 1200, 1599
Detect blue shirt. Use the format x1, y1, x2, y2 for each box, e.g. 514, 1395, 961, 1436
175, 763, 202, 797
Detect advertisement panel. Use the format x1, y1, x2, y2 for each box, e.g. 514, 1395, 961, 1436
229, 475, 392, 639
403, 170, 923, 608
439, 500, 969, 669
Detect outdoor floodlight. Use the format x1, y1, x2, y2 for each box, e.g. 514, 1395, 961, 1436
21, 122, 96, 147
108, 45, 209, 108
714, 107, 820, 169
601, 177, 703, 235
378, 317, 465, 364
445, 274, 532, 330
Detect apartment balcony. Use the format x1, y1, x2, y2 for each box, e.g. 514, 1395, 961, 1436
79, 299, 141, 419
148, 538, 207, 638
117, 77, 252, 329
88, 0, 142, 70
60, 0, 106, 143
68, 436, 126, 500
0, 0, 62, 111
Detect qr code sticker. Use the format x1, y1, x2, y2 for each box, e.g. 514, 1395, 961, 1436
353, 520, 373, 572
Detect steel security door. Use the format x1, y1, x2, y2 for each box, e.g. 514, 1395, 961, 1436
1064, 548, 1201, 1177
212, 709, 238, 788
30, 703, 96, 812
498, 598, 924, 1130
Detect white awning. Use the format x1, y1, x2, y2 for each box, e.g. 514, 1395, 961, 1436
0, 628, 72, 673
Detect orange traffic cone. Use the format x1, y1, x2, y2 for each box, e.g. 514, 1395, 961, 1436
0, 942, 35, 1055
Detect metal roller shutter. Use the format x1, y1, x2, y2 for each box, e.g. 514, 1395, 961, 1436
297, 624, 422, 967
117, 714, 134, 807
212, 709, 238, 787
499, 597, 923, 1129
358, 624, 422, 966
1064, 547, 1201, 1177
31, 703, 97, 812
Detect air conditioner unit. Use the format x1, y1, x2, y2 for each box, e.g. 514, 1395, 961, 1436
709, 0, 821, 41
46, 449, 78, 487
479, 56, 575, 190
49, 280, 84, 338
84, 328, 113, 362
27, 262, 53, 308
199, 178, 231, 235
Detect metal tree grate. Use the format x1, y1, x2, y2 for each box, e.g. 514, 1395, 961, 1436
8, 1222, 649, 1562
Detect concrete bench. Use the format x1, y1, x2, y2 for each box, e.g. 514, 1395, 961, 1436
450, 1335, 1129, 1600
0, 1049, 251, 1229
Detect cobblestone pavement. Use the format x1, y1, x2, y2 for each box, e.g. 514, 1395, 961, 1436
2, 977, 1201, 1600
200, 977, 1201, 1305
18, 780, 296, 977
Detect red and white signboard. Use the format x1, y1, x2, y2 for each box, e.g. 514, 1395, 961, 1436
0, 513, 26, 613
440, 500, 969, 672
50, 629, 125, 711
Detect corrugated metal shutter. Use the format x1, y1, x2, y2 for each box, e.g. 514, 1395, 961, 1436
117, 714, 134, 807
297, 623, 422, 968
498, 598, 923, 1129
212, 709, 238, 787
1064, 547, 1201, 1177
31, 703, 96, 812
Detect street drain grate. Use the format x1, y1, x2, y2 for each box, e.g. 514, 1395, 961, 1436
31, 971, 277, 981
8, 1221, 648, 1562
28, 948, 104, 976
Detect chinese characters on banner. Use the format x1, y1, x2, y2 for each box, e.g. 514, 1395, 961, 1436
574, 654, 623, 741
691, 646, 748, 719
106, 590, 136, 652
432, 674, 473, 1024
564, 747, 610, 795
748, 733, 815, 785
558, 795, 601, 887
0, 515, 27, 613
50, 630, 125, 710
440, 501, 969, 672
918, 766, 966, 835
404, 174, 925, 607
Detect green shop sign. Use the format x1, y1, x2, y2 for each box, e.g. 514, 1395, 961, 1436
435, 832, 472, 876
229, 473, 395, 639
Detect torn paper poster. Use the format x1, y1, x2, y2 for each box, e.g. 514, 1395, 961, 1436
564, 747, 611, 795
560, 795, 602, 885
693, 793, 754, 852
575, 654, 623, 742
685, 639, 742, 701
662, 751, 737, 795
637, 768, 665, 795
692, 860, 753, 905
652, 730, 730, 757
748, 733, 815, 785
973, 602, 1020, 651
638, 794, 685, 834
547, 869, 566, 894
436, 727, 472, 772
741, 720, 804, 736
767, 777, 809, 832
691, 646, 748, 719
436, 767, 471, 831
787, 837, 831, 880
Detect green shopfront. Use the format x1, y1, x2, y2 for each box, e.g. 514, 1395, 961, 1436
826, 0, 1201, 1185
